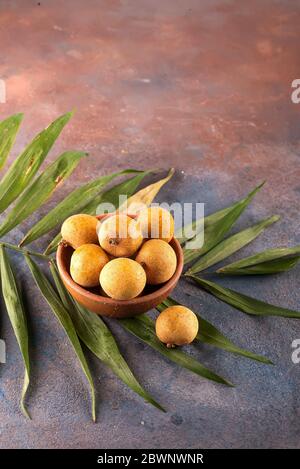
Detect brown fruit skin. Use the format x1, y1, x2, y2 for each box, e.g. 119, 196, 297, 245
70, 244, 109, 288
137, 206, 174, 243
156, 306, 199, 347
61, 214, 98, 249
97, 214, 143, 257
100, 258, 146, 300
135, 239, 177, 285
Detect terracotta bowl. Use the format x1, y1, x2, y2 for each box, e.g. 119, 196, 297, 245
56, 214, 183, 318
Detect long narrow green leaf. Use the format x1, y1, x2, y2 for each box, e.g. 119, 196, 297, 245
20, 169, 140, 247
176, 202, 237, 245
186, 215, 279, 275
178, 185, 265, 246
49, 261, 163, 411
217, 246, 300, 275
0, 151, 87, 238
0, 112, 72, 214
44, 170, 151, 254
119, 168, 174, 213
157, 298, 272, 364
0, 245, 30, 418
190, 275, 300, 319
91, 170, 152, 215
0, 113, 23, 170
120, 314, 233, 386
183, 182, 265, 264
24, 255, 96, 421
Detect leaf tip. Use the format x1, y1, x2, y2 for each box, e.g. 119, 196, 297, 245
21, 402, 31, 420
15, 112, 24, 122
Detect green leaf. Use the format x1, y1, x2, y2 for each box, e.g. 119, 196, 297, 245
176, 201, 238, 245
0, 151, 87, 238
120, 314, 233, 386
49, 261, 164, 412
189, 275, 300, 319
217, 245, 300, 275
0, 112, 72, 214
118, 168, 174, 213
157, 298, 272, 364
20, 169, 140, 247
24, 254, 96, 421
89, 170, 152, 215
0, 113, 23, 170
186, 215, 279, 275
183, 182, 265, 264
0, 245, 30, 418
44, 170, 151, 254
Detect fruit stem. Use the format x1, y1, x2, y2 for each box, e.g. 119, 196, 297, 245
109, 238, 119, 246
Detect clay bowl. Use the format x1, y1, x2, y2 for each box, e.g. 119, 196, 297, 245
56, 213, 183, 318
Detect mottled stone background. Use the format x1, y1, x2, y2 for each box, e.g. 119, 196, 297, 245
0, 0, 299, 449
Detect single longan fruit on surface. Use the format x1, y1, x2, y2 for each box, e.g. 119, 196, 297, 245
100, 258, 146, 300
156, 306, 199, 347
61, 214, 98, 249
137, 206, 174, 243
135, 239, 177, 285
70, 244, 109, 287
97, 214, 143, 257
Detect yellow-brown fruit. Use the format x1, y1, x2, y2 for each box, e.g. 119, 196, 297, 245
61, 214, 98, 249
135, 239, 177, 285
156, 305, 199, 347
70, 244, 109, 287
97, 214, 143, 257
137, 206, 174, 242
100, 258, 146, 300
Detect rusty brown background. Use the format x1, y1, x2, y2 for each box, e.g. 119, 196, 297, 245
0, 0, 299, 449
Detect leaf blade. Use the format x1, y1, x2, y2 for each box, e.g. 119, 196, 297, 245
217, 246, 300, 275
176, 200, 238, 245
25, 255, 96, 421
49, 261, 164, 412
0, 112, 72, 213
20, 169, 140, 246
157, 298, 272, 364
0, 151, 87, 237
183, 182, 265, 264
190, 275, 300, 319
0, 245, 30, 418
186, 215, 280, 274
44, 171, 151, 254
0, 113, 23, 170
119, 168, 174, 214
120, 314, 233, 386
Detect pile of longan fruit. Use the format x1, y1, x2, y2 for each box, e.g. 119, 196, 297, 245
61, 206, 199, 348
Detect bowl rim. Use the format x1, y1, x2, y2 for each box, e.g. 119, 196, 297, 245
56, 213, 183, 306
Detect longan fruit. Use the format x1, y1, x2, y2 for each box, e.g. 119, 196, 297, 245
135, 239, 177, 285
137, 206, 174, 243
97, 214, 143, 257
100, 258, 146, 300
70, 243, 109, 287
156, 305, 199, 347
61, 214, 98, 249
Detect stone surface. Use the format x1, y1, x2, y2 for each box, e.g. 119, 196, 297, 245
0, 0, 299, 449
